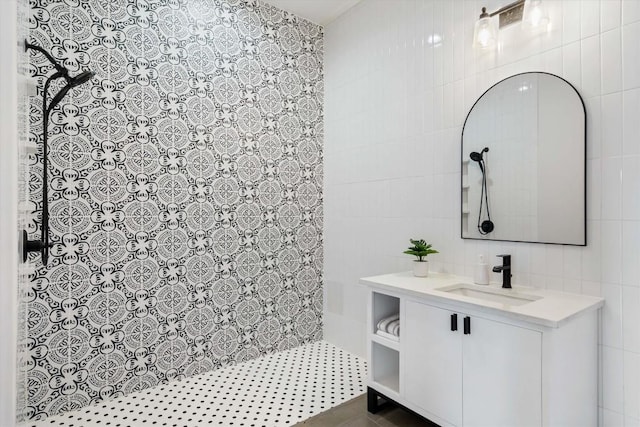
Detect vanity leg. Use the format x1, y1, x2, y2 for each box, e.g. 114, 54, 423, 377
367, 387, 385, 414
367, 387, 438, 425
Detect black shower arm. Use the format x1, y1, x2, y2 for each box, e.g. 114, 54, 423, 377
24, 40, 68, 77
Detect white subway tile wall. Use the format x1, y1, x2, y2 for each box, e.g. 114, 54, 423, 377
323, 0, 640, 424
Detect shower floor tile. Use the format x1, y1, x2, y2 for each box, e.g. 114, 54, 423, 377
30, 341, 367, 427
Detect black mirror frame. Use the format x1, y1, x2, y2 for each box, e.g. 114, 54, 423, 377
460, 71, 587, 246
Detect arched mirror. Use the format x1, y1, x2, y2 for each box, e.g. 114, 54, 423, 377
461, 72, 586, 245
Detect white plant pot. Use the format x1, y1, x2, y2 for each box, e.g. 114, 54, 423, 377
413, 260, 429, 277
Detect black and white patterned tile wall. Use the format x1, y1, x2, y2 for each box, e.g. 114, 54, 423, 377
22, 0, 323, 421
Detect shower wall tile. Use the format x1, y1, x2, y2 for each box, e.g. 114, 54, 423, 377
24, 0, 323, 421
324, 0, 640, 421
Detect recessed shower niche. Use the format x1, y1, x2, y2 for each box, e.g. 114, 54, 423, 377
461, 72, 586, 246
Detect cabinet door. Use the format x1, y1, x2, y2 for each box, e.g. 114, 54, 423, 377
404, 300, 462, 426
462, 317, 542, 427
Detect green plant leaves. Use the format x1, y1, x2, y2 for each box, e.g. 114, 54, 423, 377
404, 238, 438, 261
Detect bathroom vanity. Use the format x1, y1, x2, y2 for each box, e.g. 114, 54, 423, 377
362, 272, 604, 427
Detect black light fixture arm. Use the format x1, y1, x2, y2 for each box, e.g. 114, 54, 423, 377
483, 0, 525, 18
477, 0, 526, 31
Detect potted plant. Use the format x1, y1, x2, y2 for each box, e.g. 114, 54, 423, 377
404, 239, 438, 277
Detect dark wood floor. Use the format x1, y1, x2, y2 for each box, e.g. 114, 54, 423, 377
293, 394, 437, 427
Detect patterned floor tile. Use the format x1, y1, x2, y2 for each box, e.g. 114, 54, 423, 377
30, 341, 366, 427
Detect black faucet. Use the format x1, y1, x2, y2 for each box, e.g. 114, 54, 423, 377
492, 254, 512, 289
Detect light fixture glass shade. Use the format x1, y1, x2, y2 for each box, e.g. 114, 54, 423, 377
522, 0, 550, 31
473, 16, 497, 49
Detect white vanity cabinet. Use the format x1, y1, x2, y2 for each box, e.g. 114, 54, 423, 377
362, 272, 604, 427
404, 300, 541, 427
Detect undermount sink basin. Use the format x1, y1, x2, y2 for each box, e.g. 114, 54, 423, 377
436, 283, 542, 307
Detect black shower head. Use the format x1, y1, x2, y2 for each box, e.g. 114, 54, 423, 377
68, 71, 95, 87
470, 147, 489, 162
48, 86, 71, 112
48, 71, 95, 112
26, 40, 96, 112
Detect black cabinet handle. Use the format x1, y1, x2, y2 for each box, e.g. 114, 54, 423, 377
450, 313, 458, 331
464, 316, 471, 335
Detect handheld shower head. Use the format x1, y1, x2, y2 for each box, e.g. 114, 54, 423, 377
68, 71, 95, 87
48, 85, 71, 112
48, 71, 95, 112
469, 147, 489, 162
26, 39, 95, 109
470, 147, 489, 172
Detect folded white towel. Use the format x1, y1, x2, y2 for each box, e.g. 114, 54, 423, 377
376, 330, 399, 342
392, 323, 400, 336
376, 314, 399, 332
386, 319, 400, 336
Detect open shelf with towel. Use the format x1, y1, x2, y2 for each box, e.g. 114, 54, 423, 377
371, 291, 400, 341
368, 290, 402, 398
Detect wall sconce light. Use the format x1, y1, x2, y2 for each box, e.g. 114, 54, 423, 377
473, 7, 497, 49
473, 0, 550, 50
522, 0, 550, 31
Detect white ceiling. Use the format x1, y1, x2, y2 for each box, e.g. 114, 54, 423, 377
261, 0, 362, 26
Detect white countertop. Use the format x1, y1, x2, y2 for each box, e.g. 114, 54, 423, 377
360, 271, 604, 328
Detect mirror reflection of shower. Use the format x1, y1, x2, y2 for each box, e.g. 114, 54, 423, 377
21, 40, 96, 265
469, 147, 494, 235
